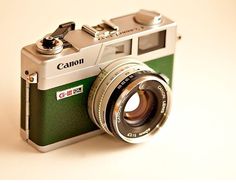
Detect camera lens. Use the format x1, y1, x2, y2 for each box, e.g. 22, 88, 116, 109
88, 58, 171, 143
124, 91, 156, 127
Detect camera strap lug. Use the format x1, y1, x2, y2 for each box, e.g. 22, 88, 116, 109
27, 73, 38, 84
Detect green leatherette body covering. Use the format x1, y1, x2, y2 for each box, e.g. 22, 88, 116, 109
20, 54, 174, 146
146, 55, 174, 87
21, 77, 99, 146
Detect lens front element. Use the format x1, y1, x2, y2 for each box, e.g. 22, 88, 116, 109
88, 58, 171, 143
124, 90, 157, 127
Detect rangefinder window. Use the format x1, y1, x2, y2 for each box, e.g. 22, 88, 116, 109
101, 39, 132, 62
138, 30, 166, 55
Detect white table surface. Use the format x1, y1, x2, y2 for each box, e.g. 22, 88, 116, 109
0, 0, 236, 180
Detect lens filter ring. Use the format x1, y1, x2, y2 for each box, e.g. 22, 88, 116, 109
106, 73, 171, 143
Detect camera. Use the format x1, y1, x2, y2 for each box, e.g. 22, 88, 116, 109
20, 10, 177, 152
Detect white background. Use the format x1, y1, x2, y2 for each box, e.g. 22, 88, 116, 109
0, 0, 236, 180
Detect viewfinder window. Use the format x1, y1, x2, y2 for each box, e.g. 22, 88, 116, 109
138, 30, 166, 55
101, 39, 132, 63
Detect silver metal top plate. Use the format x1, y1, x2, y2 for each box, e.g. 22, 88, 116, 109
64, 11, 174, 51
21, 10, 177, 90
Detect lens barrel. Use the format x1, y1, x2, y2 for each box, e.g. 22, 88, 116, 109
88, 58, 171, 143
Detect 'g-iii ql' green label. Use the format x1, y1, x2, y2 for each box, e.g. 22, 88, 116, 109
56, 85, 83, 100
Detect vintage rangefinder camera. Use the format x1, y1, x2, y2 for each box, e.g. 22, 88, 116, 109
21, 10, 177, 152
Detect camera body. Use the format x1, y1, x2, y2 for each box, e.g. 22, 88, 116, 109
21, 10, 177, 152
